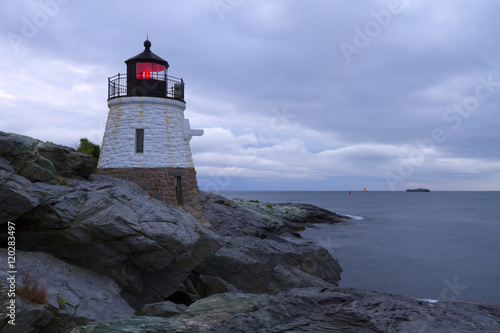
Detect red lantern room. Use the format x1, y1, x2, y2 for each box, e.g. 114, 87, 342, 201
108, 39, 184, 101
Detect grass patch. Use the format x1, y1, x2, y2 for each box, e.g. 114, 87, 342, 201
58, 294, 71, 307
54, 174, 68, 185
17, 271, 48, 304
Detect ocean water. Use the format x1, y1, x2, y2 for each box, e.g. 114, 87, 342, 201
219, 191, 500, 304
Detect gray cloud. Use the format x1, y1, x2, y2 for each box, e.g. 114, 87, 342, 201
1, 0, 499, 190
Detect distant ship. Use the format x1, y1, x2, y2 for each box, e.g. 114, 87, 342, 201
406, 188, 430, 192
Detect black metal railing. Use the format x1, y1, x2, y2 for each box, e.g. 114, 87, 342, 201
108, 73, 185, 101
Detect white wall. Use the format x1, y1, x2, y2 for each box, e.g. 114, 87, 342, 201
98, 96, 198, 168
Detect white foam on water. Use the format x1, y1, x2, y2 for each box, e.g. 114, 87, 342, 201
346, 215, 364, 220
416, 298, 439, 303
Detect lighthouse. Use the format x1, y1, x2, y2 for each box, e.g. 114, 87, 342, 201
98, 39, 206, 223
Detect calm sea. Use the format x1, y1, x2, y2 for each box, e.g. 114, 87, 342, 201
219, 191, 500, 304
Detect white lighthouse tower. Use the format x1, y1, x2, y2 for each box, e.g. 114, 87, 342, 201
98, 39, 206, 222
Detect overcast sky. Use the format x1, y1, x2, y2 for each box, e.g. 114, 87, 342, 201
1, 0, 499, 191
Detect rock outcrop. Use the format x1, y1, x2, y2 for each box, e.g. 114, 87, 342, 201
191, 192, 344, 295
193, 236, 340, 294
0, 131, 94, 181
200, 192, 349, 238
72, 287, 500, 332
0, 133, 222, 312
136, 301, 188, 318
0, 249, 135, 333
12, 175, 221, 308
0, 157, 49, 223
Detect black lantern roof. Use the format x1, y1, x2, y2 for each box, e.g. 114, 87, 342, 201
108, 39, 184, 101
125, 39, 169, 68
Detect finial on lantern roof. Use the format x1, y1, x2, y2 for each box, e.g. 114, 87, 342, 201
144, 35, 151, 51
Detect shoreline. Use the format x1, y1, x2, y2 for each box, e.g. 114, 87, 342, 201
74, 193, 500, 332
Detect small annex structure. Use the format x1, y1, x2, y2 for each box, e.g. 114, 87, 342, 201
97, 39, 206, 223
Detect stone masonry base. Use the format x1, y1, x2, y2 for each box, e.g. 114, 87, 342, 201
97, 167, 209, 227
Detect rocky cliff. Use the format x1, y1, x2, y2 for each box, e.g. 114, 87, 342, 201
1, 132, 499, 332
0, 132, 221, 331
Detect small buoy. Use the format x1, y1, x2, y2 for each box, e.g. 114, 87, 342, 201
349, 191, 351, 195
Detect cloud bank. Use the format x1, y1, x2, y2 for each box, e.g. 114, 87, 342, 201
1, 0, 499, 190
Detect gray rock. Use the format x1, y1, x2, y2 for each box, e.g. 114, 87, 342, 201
200, 191, 285, 238
235, 198, 350, 225
14, 175, 221, 309
38, 141, 94, 178
0, 164, 49, 223
0, 131, 56, 181
194, 236, 341, 294
0, 293, 53, 333
200, 191, 349, 239
1, 138, 221, 309
71, 293, 272, 333
212, 288, 500, 333
0, 131, 94, 181
0, 157, 14, 172
70, 288, 500, 332
196, 191, 343, 295
196, 275, 241, 298
136, 301, 187, 318
269, 263, 334, 291
0, 249, 135, 333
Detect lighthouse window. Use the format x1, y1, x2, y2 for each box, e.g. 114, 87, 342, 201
135, 129, 144, 153
136, 63, 166, 80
